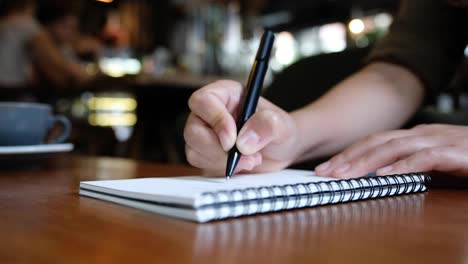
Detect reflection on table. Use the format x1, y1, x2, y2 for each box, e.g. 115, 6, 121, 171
3, 155, 468, 263
192, 194, 426, 263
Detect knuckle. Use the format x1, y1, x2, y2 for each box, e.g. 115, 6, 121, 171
183, 126, 191, 143
420, 148, 440, 159
330, 154, 345, 164
188, 90, 206, 111
261, 109, 281, 128
396, 159, 409, 169
387, 138, 405, 147
183, 123, 200, 144
339, 150, 352, 161
361, 135, 374, 143
340, 146, 358, 161
211, 112, 226, 132
189, 92, 226, 132
353, 154, 370, 168
216, 80, 243, 103
390, 159, 408, 170
215, 79, 242, 88
363, 134, 381, 144
185, 147, 204, 168
185, 147, 198, 167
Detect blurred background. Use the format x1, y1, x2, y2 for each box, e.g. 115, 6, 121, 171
1, 0, 467, 166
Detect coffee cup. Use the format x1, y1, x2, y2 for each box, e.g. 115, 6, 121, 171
0, 102, 71, 146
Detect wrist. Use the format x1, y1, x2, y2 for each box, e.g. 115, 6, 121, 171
289, 106, 332, 164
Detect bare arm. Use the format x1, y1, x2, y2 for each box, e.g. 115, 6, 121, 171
183, 62, 425, 175
30, 31, 86, 86
291, 62, 425, 162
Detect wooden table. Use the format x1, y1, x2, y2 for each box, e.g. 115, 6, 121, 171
1, 155, 468, 263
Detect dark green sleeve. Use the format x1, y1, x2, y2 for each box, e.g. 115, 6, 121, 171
366, 0, 467, 94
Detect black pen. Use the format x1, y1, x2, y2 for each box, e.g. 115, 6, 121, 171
225, 30, 275, 179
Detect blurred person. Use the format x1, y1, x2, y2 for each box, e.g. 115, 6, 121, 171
37, 0, 78, 56
73, 34, 103, 62
184, 0, 468, 179
0, 0, 88, 88
37, 0, 101, 61
0, 0, 39, 87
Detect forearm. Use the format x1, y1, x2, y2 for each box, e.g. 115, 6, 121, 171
290, 62, 425, 163
32, 32, 85, 86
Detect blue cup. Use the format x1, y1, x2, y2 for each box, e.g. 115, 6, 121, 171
0, 102, 71, 146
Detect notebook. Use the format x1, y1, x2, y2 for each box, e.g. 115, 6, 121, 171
79, 169, 429, 223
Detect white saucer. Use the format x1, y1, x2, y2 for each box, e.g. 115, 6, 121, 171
0, 144, 74, 168
0, 143, 74, 155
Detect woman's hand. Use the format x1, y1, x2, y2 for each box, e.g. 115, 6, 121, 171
315, 124, 468, 178
184, 80, 300, 175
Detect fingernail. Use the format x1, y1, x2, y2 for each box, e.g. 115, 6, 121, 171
219, 128, 235, 151
237, 130, 260, 152
254, 154, 262, 166
334, 163, 350, 174
377, 165, 393, 175
247, 157, 257, 170
241, 156, 256, 171
316, 161, 330, 172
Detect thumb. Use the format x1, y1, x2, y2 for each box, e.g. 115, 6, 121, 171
236, 109, 290, 155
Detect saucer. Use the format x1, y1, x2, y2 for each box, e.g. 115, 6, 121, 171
0, 143, 73, 154
0, 143, 74, 168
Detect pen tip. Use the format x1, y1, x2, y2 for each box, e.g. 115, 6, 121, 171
226, 150, 241, 179
225, 166, 234, 179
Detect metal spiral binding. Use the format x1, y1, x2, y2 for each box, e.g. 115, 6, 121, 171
199, 173, 429, 220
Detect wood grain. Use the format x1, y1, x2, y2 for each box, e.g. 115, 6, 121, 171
1, 155, 468, 264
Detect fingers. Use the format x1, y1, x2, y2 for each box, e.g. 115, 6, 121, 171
315, 123, 468, 178
331, 135, 444, 178
185, 143, 219, 169
188, 80, 243, 151
186, 79, 294, 173
185, 143, 262, 174
184, 113, 226, 161
376, 146, 468, 176
236, 108, 293, 156
315, 130, 416, 177
183, 113, 269, 173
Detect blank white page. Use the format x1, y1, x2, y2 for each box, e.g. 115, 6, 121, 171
80, 169, 333, 207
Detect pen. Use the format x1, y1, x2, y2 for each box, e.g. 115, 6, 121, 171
225, 29, 275, 179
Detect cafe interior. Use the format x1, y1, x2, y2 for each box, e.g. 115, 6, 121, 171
0, 0, 404, 162
2, 0, 468, 263
1, 0, 467, 164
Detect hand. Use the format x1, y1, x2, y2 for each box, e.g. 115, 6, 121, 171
315, 124, 468, 178
184, 80, 299, 175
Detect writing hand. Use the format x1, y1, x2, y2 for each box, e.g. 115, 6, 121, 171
184, 80, 299, 175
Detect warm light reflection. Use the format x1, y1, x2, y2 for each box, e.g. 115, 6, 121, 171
319, 23, 346, 53
96, 0, 113, 3
274, 31, 297, 66
88, 113, 137, 127
374, 13, 393, 29
88, 97, 137, 111
99, 58, 142, 78
348, 19, 365, 34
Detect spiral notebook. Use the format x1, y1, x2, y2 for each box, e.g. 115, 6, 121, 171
79, 169, 429, 223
